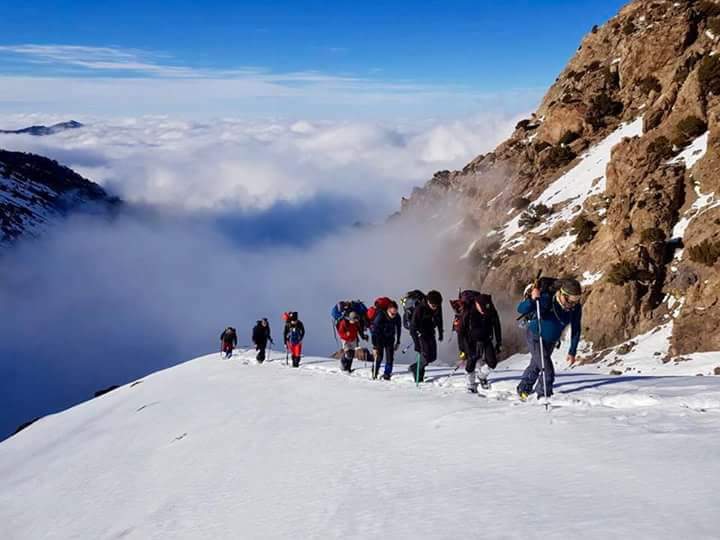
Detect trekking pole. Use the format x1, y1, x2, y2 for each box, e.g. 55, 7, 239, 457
401, 344, 412, 354
331, 319, 340, 348
415, 352, 421, 388
536, 298, 550, 412
285, 345, 289, 366
441, 357, 466, 386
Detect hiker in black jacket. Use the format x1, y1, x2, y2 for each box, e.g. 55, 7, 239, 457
458, 295, 502, 393
220, 326, 238, 359
252, 318, 273, 363
408, 290, 443, 383
371, 301, 402, 380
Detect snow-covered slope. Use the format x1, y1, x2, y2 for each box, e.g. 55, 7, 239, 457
0, 149, 119, 244
2, 349, 719, 539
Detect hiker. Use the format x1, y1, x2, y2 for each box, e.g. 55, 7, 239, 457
337, 311, 361, 373
516, 278, 583, 400
457, 292, 502, 393
371, 300, 402, 380
252, 318, 273, 363
220, 326, 238, 359
408, 290, 444, 383
283, 312, 306, 368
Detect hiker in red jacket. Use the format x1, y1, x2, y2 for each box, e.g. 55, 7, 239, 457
337, 311, 362, 372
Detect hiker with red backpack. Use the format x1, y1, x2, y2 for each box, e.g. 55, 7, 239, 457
336, 311, 362, 373
283, 312, 305, 368
454, 291, 502, 393
220, 326, 238, 359
406, 290, 444, 383
369, 298, 402, 380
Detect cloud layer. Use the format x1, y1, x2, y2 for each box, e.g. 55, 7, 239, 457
0, 113, 520, 438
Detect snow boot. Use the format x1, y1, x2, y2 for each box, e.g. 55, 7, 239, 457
292, 356, 300, 368
517, 385, 529, 402
479, 378, 491, 391
466, 371, 478, 394
382, 374, 392, 381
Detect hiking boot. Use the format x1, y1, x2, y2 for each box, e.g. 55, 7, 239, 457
382, 374, 392, 381
467, 386, 478, 394
517, 386, 529, 402
479, 378, 491, 391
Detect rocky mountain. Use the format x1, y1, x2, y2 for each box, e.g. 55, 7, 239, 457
0, 149, 120, 244
404, 0, 720, 369
0, 120, 84, 136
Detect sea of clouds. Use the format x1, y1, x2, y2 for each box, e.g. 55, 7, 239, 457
0, 112, 520, 437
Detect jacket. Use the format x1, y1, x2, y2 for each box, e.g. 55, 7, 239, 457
337, 319, 360, 342
220, 328, 238, 346
410, 302, 444, 341
371, 310, 402, 346
458, 305, 501, 356
252, 322, 272, 345
517, 293, 582, 355
284, 321, 305, 345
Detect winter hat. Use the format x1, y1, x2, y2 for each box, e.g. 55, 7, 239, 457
426, 290, 443, 306
560, 279, 582, 297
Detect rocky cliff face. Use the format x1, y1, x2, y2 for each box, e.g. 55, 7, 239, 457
404, 0, 720, 369
0, 149, 120, 244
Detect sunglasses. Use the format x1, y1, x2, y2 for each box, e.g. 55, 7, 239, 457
560, 293, 581, 307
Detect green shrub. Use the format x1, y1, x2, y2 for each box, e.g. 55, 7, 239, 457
637, 75, 662, 94
511, 196, 531, 210
622, 20, 636, 35
698, 0, 720, 18
558, 131, 581, 146
542, 145, 576, 169
640, 227, 667, 244
606, 261, 640, 285
519, 204, 552, 230
586, 93, 624, 128
698, 55, 720, 95
688, 239, 720, 266
647, 136, 674, 160
709, 16, 720, 35
672, 115, 707, 146
572, 215, 597, 245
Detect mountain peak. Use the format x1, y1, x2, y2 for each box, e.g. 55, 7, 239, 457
403, 0, 720, 364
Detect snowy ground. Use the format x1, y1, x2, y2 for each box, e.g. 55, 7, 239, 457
1, 349, 720, 539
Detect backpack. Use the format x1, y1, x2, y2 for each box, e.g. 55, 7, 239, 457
288, 325, 303, 345
331, 300, 368, 325
520, 276, 561, 321
283, 311, 298, 322
366, 296, 392, 323
400, 290, 425, 330
451, 291, 497, 334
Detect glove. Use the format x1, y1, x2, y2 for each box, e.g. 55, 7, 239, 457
495, 343, 503, 354
438, 333, 444, 342
458, 351, 466, 360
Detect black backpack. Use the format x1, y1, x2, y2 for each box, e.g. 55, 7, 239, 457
401, 290, 425, 330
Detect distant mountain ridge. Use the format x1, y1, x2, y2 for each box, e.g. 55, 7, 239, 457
0, 148, 120, 244
0, 120, 84, 136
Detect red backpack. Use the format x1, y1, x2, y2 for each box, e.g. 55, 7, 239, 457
366, 296, 393, 322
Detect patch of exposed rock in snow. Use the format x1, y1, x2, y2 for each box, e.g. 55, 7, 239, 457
501, 118, 644, 247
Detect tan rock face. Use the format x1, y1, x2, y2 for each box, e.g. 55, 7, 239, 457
402, 0, 720, 361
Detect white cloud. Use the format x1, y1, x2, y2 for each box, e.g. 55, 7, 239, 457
0, 44, 541, 118
0, 114, 523, 218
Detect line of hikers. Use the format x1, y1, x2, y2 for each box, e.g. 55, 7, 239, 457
219, 276, 583, 400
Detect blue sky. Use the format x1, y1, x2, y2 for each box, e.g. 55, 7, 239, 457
0, 0, 627, 118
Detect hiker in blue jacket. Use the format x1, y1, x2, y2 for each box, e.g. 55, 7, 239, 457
516, 278, 582, 400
